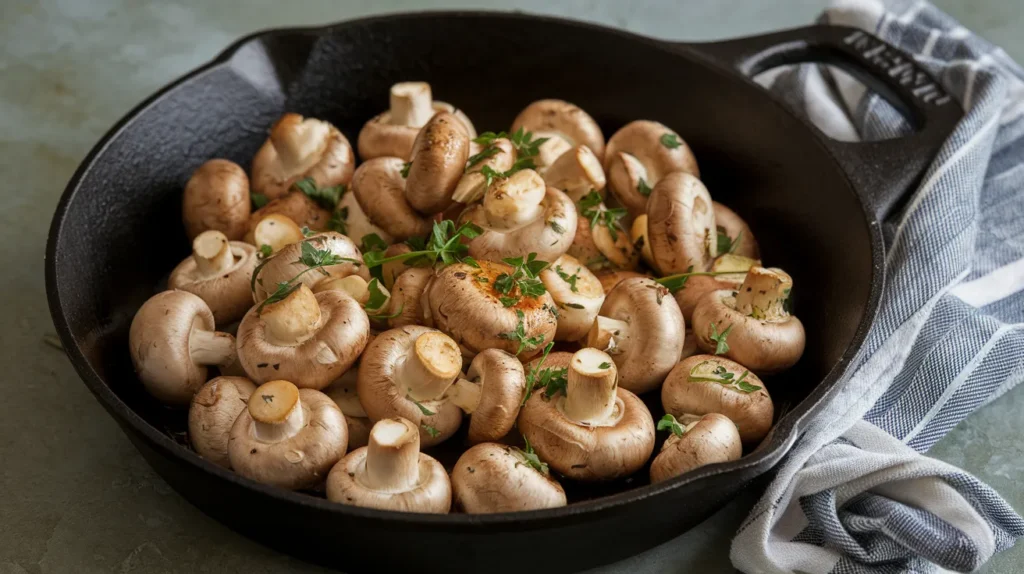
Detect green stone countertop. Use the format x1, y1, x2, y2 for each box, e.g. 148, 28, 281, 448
1, 1, 1020, 572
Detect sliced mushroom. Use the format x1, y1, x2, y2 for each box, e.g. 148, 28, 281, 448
188, 376, 256, 468
168, 230, 259, 325
672, 253, 758, 322
604, 121, 699, 217
251, 232, 367, 303
443, 349, 525, 444
453, 137, 516, 204
511, 99, 606, 170
584, 277, 684, 393
387, 267, 433, 328
647, 171, 717, 274
251, 113, 355, 201
334, 190, 395, 248
650, 413, 742, 483
542, 145, 606, 202
351, 157, 432, 241
324, 368, 372, 450
228, 380, 348, 489
568, 194, 637, 271
539, 254, 605, 341
451, 442, 567, 513
518, 348, 655, 480
358, 82, 475, 161
404, 112, 471, 214
246, 191, 332, 240
326, 417, 451, 513
713, 201, 759, 260
182, 159, 250, 241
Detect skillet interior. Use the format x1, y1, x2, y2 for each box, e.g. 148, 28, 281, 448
46, 12, 877, 572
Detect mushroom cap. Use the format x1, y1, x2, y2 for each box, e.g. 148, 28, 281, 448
462, 185, 578, 263
326, 445, 451, 513
356, 326, 465, 446
595, 270, 648, 294
324, 369, 372, 450
691, 290, 805, 374
460, 349, 526, 444
228, 387, 348, 489
251, 113, 355, 201
647, 171, 717, 274
604, 121, 699, 216
404, 112, 471, 214
673, 275, 739, 323
387, 267, 433, 328
168, 240, 258, 325
511, 99, 606, 163
661, 354, 774, 445
517, 386, 655, 481
453, 138, 517, 204
351, 157, 432, 240
246, 190, 332, 236
451, 442, 567, 513
650, 412, 742, 483
252, 233, 367, 303
567, 200, 637, 271
182, 159, 250, 241
587, 277, 685, 394
713, 201, 759, 260
188, 376, 257, 468
334, 191, 395, 248
237, 290, 370, 390
424, 261, 557, 360
542, 144, 607, 203
358, 83, 475, 161
539, 254, 605, 342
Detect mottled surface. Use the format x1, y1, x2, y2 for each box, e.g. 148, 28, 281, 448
1, 0, 1021, 572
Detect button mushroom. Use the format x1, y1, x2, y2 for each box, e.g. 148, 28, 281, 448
584, 277, 684, 394
670, 253, 758, 322
567, 191, 637, 272
604, 121, 699, 218
510, 99, 606, 171
357, 326, 465, 446
236, 283, 370, 390
188, 376, 256, 468
333, 189, 394, 248
228, 379, 348, 489
324, 368, 372, 450
326, 417, 451, 513
358, 82, 475, 161
539, 254, 605, 342
453, 137, 516, 204
518, 348, 655, 480
690, 266, 805, 374
650, 412, 742, 483
595, 270, 648, 294
182, 159, 250, 241
713, 201, 759, 260
129, 290, 239, 405
247, 213, 306, 254
443, 348, 525, 444
251, 113, 355, 201
404, 112, 471, 214
387, 267, 433, 328
451, 442, 567, 513
460, 169, 577, 263
646, 171, 717, 275
168, 230, 259, 325
350, 157, 432, 241
661, 354, 774, 445
251, 232, 367, 303
542, 145, 607, 203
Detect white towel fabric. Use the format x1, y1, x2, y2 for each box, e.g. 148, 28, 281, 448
730, 1, 1024, 572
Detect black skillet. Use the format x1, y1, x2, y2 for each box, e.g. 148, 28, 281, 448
45, 12, 961, 573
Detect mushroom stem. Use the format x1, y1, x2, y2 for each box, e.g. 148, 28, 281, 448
733, 266, 793, 320
446, 377, 482, 413
397, 331, 462, 401
249, 380, 307, 443
564, 348, 619, 425
543, 145, 605, 202
363, 418, 421, 493
192, 230, 235, 277
389, 82, 434, 128
587, 316, 631, 355
261, 284, 323, 346
534, 134, 573, 171
270, 115, 329, 171
188, 328, 237, 367
314, 274, 371, 305
483, 170, 545, 231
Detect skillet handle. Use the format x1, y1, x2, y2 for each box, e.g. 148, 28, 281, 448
686, 25, 963, 221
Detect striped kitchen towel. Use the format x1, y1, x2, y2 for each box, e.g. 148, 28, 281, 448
731, 1, 1024, 572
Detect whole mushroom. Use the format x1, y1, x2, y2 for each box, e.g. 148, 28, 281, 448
451, 442, 567, 513
188, 376, 256, 468
443, 348, 526, 444
452, 137, 516, 204
246, 191, 332, 240
351, 157, 433, 241
539, 254, 605, 342
251, 232, 367, 303
646, 171, 717, 275
182, 159, 250, 240
251, 113, 355, 201
246, 213, 305, 254
333, 190, 395, 248
358, 82, 475, 161
228, 379, 348, 489
510, 99, 606, 171
386, 267, 433, 328
604, 121, 699, 217
404, 112, 471, 214
168, 230, 259, 325
713, 201, 760, 260
595, 270, 648, 294
542, 144, 606, 203
650, 413, 742, 483
567, 191, 637, 271
324, 368, 372, 450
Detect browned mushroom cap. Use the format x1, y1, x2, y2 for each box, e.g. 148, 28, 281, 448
671, 254, 758, 322
252, 232, 367, 303
168, 231, 259, 325
604, 121, 699, 217
647, 171, 717, 275
351, 157, 432, 241
452, 138, 516, 204
518, 348, 655, 480
182, 159, 250, 240
511, 99, 606, 169
661, 355, 774, 445
540, 254, 605, 342
129, 290, 238, 406
358, 82, 475, 161
713, 201, 759, 260
188, 376, 256, 468
650, 412, 742, 483
387, 267, 433, 328
567, 195, 637, 271
246, 191, 332, 242
424, 261, 557, 360
334, 190, 395, 247
326, 417, 451, 513
228, 380, 348, 489
403, 112, 471, 214
542, 145, 606, 202
237, 285, 370, 390
595, 270, 648, 294
324, 368, 372, 450
356, 326, 464, 446
451, 442, 567, 513
251, 113, 355, 201
691, 266, 805, 374
584, 277, 684, 393
444, 349, 525, 444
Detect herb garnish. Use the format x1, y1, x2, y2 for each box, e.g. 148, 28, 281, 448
499, 309, 546, 356
688, 361, 761, 393
716, 227, 742, 255
471, 127, 549, 185
251, 193, 269, 209
300, 226, 316, 238
258, 244, 273, 259
657, 414, 686, 436
598, 362, 611, 369
637, 178, 653, 197
578, 191, 628, 240
465, 145, 501, 171
554, 267, 578, 292
708, 322, 734, 355
516, 437, 549, 475
362, 220, 482, 269
252, 239, 358, 312
327, 206, 348, 234
660, 133, 682, 149
655, 266, 744, 294
293, 177, 344, 210
408, 396, 436, 416
492, 253, 549, 307
422, 424, 440, 438
400, 162, 412, 179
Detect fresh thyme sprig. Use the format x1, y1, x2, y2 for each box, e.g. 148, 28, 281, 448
578, 191, 628, 241
361, 220, 482, 269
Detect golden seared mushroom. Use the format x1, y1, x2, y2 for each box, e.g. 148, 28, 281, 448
358, 82, 476, 161
596, 270, 648, 294
424, 260, 557, 360
251, 232, 367, 303
182, 159, 250, 240
518, 348, 655, 480
251, 113, 355, 201
647, 171, 717, 275
444, 349, 526, 444
451, 442, 566, 513
168, 230, 259, 325
604, 121, 699, 217
188, 376, 256, 468
567, 190, 637, 271
333, 190, 395, 248
543, 145, 606, 202
387, 267, 433, 328
540, 254, 605, 342
453, 137, 516, 204
460, 169, 577, 263
357, 326, 465, 446
661, 354, 774, 445
584, 277, 684, 394
326, 417, 451, 513
129, 290, 239, 406
351, 157, 432, 241
691, 266, 805, 374
324, 368, 371, 450
713, 201, 759, 260
228, 379, 348, 489
670, 253, 758, 322
404, 112, 471, 214
650, 413, 742, 483
511, 99, 606, 171
237, 284, 370, 390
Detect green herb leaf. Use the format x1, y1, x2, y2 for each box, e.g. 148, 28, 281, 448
499, 296, 519, 307
327, 207, 348, 234
465, 144, 501, 171
655, 266, 741, 294
517, 436, 549, 475
660, 133, 682, 149
360, 220, 481, 270
408, 396, 436, 416
716, 226, 742, 255
251, 193, 269, 209
400, 162, 412, 179
554, 265, 579, 293
364, 278, 389, 311
549, 220, 566, 234
258, 244, 273, 259
498, 309, 545, 355
462, 256, 480, 269
578, 190, 627, 240
598, 362, 611, 369
657, 414, 686, 437
300, 225, 316, 238
360, 233, 388, 254
293, 177, 344, 210
709, 322, 734, 355
563, 302, 585, 310
637, 178, 653, 197
422, 424, 440, 438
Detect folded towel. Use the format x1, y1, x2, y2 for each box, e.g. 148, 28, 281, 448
730, 1, 1024, 572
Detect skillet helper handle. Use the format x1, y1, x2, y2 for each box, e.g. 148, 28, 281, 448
689, 25, 963, 221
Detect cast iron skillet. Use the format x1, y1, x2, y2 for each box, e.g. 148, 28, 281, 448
46, 12, 961, 573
